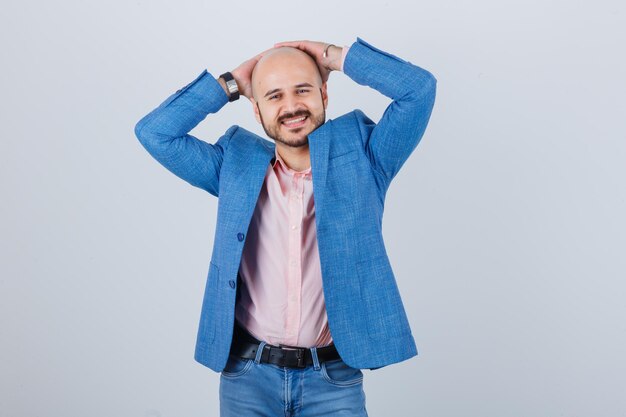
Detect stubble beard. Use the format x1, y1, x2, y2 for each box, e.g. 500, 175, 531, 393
256, 90, 326, 149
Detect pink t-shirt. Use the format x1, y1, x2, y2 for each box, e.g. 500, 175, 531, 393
235, 46, 350, 348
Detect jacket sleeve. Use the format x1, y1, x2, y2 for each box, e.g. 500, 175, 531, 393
343, 37, 437, 189
133, 69, 236, 197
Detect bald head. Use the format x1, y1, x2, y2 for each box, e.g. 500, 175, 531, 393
251, 46, 323, 102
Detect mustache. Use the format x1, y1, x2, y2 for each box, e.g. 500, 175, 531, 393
278, 110, 310, 123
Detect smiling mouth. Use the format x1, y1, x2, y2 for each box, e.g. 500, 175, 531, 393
281, 116, 308, 129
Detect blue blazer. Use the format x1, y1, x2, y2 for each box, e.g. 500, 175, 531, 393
134, 37, 437, 372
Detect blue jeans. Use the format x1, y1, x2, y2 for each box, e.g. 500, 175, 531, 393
219, 341, 369, 416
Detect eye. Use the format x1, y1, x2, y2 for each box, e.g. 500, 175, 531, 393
268, 94, 280, 100
297, 89, 310, 94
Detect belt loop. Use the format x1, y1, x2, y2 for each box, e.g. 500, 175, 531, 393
310, 346, 321, 371
254, 341, 267, 364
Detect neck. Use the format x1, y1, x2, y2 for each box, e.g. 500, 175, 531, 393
275, 142, 311, 172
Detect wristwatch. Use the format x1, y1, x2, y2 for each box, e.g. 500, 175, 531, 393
219, 72, 240, 102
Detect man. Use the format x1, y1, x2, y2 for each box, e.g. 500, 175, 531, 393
135, 37, 436, 416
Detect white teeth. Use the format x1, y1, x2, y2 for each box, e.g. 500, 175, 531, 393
283, 116, 306, 125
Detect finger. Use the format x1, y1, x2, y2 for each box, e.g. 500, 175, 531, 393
274, 41, 305, 48
274, 40, 302, 46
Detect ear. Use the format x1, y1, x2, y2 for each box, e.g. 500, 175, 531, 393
321, 82, 329, 110
250, 97, 261, 124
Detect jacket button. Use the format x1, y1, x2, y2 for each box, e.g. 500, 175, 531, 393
237, 232, 245, 241
228, 280, 236, 288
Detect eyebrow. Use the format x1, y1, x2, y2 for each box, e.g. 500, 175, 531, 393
264, 83, 314, 98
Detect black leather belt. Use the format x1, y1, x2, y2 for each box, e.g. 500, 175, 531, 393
230, 320, 340, 369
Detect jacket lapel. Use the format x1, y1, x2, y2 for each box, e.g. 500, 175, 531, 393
235, 133, 275, 222
308, 119, 332, 209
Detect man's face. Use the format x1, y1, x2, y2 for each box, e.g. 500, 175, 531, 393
251, 48, 328, 148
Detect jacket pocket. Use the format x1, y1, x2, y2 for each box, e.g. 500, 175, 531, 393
328, 149, 359, 168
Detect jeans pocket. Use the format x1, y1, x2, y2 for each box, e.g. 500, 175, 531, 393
220, 354, 254, 378
320, 358, 363, 387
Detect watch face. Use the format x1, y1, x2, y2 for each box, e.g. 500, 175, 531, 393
226, 79, 238, 92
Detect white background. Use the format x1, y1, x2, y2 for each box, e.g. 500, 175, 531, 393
1, 0, 625, 416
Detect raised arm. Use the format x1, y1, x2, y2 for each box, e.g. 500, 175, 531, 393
344, 37, 437, 188
133, 50, 267, 197
274, 37, 437, 190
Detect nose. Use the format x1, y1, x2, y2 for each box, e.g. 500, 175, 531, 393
282, 92, 305, 115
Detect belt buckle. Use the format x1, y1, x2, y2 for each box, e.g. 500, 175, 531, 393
279, 344, 307, 368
